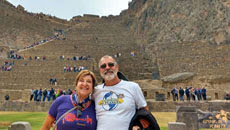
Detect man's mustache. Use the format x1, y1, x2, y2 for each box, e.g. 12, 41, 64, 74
104, 69, 114, 75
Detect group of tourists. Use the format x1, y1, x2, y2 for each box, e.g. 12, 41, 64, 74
33, 56, 46, 60
23, 30, 63, 50
64, 65, 87, 72
49, 78, 57, 86
171, 87, 207, 101
60, 55, 91, 61
9, 50, 47, 61
9, 52, 23, 59
30, 88, 73, 102
113, 52, 121, 58
1, 61, 14, 71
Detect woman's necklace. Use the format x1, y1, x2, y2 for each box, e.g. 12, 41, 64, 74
72, 94, 90, 117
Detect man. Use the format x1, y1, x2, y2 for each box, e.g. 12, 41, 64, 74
42, 88, 48, 102
5, 94, 9, 101
30, 89, 34, 101
202, 87, 207, 100
185, 87, 190, 101
179, 87, 184, 101
93, 55, 148, 130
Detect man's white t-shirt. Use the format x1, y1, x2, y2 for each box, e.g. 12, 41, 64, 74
93, 80, 147, 130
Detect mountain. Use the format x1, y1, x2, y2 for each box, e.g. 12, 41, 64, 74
1, 0, 230, 94
0, 0, 69, 51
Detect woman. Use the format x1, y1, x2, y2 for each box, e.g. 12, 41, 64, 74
42, 70, 97, 130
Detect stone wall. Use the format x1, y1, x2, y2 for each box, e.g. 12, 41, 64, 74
0, 84, 227, 102
0, 101, 51, 112
0, 100, 230, 112
147, 101, 230, 112
0, 89, 30, 101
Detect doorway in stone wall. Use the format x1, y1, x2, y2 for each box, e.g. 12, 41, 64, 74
215, 93, 219, 99
167, 92, 170, 100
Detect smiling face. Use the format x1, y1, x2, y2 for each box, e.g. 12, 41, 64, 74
99, 56, 119, 81
76, 75, 93, 99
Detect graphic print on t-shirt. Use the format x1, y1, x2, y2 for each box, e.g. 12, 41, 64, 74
62, 113, 93, 126
98, 91, 124, 111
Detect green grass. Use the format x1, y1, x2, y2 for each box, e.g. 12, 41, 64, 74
0, 112, 229, 130
0, 112, 47, 130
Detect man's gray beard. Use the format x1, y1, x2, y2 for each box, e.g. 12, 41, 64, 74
102, 70, 118, 81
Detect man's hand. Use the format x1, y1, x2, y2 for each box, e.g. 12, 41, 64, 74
132, 125, 140, 130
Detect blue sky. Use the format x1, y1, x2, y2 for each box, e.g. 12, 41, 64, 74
7, 0, 132, 20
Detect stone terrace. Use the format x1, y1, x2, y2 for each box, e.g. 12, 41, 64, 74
0, 17, 154, 93
0, 59, 92, 90
154, 41, 230, 77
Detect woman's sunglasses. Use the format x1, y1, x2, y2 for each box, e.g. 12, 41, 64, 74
100, 62, 115, 69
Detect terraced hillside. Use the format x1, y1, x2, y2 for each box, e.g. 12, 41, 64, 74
0, 59, 92, 90
155, 41, 230, 77
0, 15, 154, 91
2, 0, 230, 95
0, 0, 69, 50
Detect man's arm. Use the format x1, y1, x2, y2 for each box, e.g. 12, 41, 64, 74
132, 106, 150, 130
142, 106, 149, 111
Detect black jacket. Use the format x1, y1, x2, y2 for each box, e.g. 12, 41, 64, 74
129, 108, 160, 130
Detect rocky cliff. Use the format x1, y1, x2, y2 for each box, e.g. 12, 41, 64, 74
121, 0, 230, 79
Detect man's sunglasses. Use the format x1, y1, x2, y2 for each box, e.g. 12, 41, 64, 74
100, 62, 115, 69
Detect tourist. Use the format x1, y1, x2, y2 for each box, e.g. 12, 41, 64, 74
30, 89, 34, 101
42, 88, 48, 102
179, 87, 184, 101
5, 94, 9, 101
93, 55, 152, 130
41, 70, 97, 130
202, 87, 207, 100
37, 88, 42, 102
185, 87, 190, 101
33, 89, 38, 101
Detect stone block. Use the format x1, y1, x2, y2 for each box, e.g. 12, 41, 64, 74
176, 106, 198, 130
8, 121, 31, 130
176, 106, 196, 113
168, 122, 186, 130
206, 96, 211, 100
161, 72, 195, 83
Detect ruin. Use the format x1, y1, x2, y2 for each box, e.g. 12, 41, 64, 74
168, 106, 230, 130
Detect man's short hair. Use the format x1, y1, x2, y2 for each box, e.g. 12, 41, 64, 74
98, 55, 117, 68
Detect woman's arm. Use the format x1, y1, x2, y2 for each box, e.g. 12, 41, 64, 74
41, 115, 55, 130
